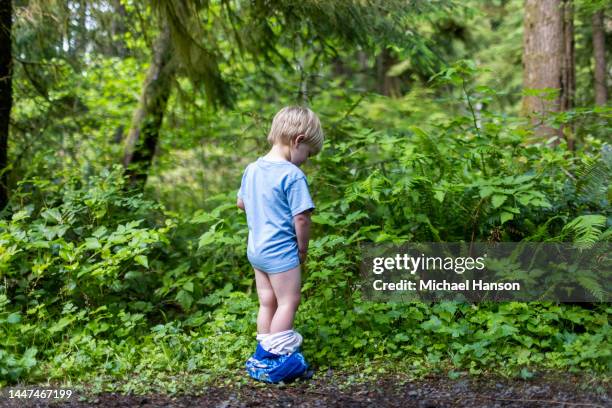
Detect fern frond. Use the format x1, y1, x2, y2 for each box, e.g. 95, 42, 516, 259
597, 227, 612, 242
575, 271, 605, 302
575, 144, 612, 202
561, 214, 607, 249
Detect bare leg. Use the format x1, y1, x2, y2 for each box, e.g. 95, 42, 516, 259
254, 268, 277, 334
268, 265, 301, 333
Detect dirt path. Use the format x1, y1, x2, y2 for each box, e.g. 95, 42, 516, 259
1, 371, 609, 407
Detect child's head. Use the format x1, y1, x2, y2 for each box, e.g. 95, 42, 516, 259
267, 106, 324, 156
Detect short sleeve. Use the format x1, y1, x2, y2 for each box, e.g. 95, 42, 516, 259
286, 177, 315, 216
237, 182, 244, 199
237, 168, 248, 199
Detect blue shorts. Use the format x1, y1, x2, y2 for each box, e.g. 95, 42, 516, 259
251, 259, 300, 274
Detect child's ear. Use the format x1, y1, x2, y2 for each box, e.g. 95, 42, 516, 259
294, 134, 305, 145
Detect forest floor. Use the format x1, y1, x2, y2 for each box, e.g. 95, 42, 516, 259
1, 369, 609, 408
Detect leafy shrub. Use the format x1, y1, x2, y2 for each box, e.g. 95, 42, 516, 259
1, 62, 610, 388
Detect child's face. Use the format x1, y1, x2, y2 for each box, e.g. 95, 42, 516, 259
289, 135, 312, 167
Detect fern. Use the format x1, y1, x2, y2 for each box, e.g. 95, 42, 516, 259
597, 228, 612, 242
575, 145, 612, 203
560, 214, 607, 249
575, 270, 606, 302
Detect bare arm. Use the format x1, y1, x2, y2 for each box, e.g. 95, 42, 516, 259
294, 210, 312, 263
237, 197, 245, 211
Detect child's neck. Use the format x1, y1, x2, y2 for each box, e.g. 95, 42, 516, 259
263, 144, 291, 162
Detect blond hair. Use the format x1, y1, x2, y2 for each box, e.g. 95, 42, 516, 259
267, 106, 324, 155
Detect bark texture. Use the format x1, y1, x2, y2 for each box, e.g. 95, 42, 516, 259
522, 0, 574, 146
592, 10, 608, 106
560, 0, 575, 113
561, 0, 575, 150
122, 25, 175, 190
0, 0, 12, 210
376, 48, 401, 98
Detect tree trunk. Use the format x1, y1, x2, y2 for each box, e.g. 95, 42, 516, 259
560, 0, 575, 150
522, 0, 574, 146
122, 25, 174, 190
376, 48, 401, 98
110, 0, 128, 58
592, 10, 608, 106
0, 0, 12, 211
560, 0, 575, 112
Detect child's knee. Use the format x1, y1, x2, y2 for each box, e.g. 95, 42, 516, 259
259, 291, 278, 308
279, 293, 301, 308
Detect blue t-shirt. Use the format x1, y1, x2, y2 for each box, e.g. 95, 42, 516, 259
238, 158, 315, 273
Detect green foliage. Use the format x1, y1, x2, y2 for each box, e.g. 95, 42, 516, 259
2, 65, 611, 389
4, 0, 611, 392
149, 0, 453, 108
560, 215, 607, 248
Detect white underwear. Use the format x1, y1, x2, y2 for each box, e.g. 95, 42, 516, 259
257, 329, 303, 355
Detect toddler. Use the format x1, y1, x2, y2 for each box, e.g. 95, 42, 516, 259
237, 106, 323, 355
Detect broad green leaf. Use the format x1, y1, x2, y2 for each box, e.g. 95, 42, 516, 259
190, 211, 217, 224
11, 210, 30, 222
7, 312, 21, 324
491, 194, 507, 208
92, 226, 108, 238
125, 271, 143, 280
41, 208, 62, 224
500, 212, 514, 224
479, 186, 495, 198
176, 290, 193, 310
135, 255, 149, 268
21, 347, 38, 369
85, 237, 101, 250
517, 194, 532, 206
48, 316, 74, 333
433, 190, 445, 203
198, 221, 222, 249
